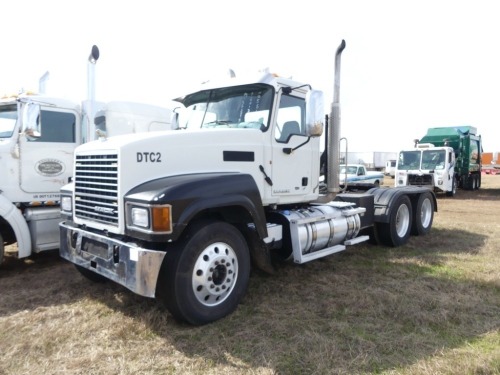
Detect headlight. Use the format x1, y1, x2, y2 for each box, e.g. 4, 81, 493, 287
126, 202, 172, 233
61, 196, 72, 212
131, 207, 149, 228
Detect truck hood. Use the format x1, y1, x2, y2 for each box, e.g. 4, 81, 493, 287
75, 128, 268, 200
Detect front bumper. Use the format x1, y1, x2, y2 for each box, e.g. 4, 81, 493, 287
59, 221, 166, 298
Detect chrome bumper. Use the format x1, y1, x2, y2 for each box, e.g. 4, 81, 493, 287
59, 222, 166, 298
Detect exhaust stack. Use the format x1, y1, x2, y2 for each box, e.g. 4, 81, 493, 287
316, 39, 346, 204
327, 39, 346, 194
85, 45, 100, 142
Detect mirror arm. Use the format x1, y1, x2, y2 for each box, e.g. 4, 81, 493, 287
283, 137, 311, 154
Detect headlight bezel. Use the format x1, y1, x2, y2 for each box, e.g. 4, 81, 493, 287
125, 201, 172, 234
61, 195, 73, 214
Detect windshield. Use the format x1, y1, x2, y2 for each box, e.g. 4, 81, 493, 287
0, 104, 17, 138
397, 151, 421, 169
176, 84, 273, 131
340, 166, 358, 174
421, 149, 446, 170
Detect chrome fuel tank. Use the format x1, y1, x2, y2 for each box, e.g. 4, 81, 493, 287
269, 202, 366, 263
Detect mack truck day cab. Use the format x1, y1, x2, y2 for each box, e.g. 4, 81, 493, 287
59, 40, 437, 325
395, 126, 482, 196
0, 46, 173, 266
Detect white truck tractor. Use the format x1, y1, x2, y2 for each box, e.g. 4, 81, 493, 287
395, 143, 456, 196
59, 40, 437, 325
0, 46, 174, 266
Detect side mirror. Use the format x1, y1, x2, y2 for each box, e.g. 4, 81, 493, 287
22, 102, 42, 140
305, 90, 324, 137
170, 109, 180, 130
94, 109, 107, 137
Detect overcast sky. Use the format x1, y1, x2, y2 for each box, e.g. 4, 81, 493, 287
3, 0, 499, 152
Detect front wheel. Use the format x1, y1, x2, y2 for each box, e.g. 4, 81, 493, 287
446, 178, 456, 197
411, 192, 434, 236
378, 195, 413, 247
156, 220, 251, 325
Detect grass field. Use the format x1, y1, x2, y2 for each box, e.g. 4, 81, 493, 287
1, 176, 499, 375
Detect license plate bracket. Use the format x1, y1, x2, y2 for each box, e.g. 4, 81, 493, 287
81, 236, 110, 259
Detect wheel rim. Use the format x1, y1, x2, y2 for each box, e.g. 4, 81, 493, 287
420, 198, 432, 228
396, 203, 410, 237
192, 242, 238, 307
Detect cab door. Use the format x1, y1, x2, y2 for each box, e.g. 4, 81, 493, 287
270, 92, 318, 203
19, 105, 79, 194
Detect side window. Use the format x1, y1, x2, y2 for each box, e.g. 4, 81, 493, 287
31, 110, 76, 143
275, 94, 305, 143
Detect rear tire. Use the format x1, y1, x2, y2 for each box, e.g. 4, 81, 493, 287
411, 192, 434, 236
378, 195, 413, 247
156, 220, 251, 325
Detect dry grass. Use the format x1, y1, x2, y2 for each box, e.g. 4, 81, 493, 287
1, 176, 499, 375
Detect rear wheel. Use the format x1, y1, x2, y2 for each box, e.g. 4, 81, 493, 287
465, 175, 474, 190
411, 192, 434, 236
378, 195, 413, 247
156, 220, 251, 325
474, 174, 480, 190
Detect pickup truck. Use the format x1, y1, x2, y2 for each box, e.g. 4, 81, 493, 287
339, 164, 384, 190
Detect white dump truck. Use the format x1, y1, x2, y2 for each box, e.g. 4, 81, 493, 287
59, 40, 437, 325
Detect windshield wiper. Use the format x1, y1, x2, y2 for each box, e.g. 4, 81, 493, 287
203, 120, 233, 128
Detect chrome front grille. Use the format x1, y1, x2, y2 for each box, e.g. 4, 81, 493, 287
74, 153, 119, 225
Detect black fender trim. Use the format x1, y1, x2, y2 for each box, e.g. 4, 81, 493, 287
367, 186, 438, 224
125, 173, 268, 241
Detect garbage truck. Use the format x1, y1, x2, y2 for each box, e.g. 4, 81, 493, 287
395, 126, 482, 196
0, 46, 174, 266
58, 40, 437, 325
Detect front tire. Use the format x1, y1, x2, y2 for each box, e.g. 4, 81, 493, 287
411, 192, 434, 236
157, 220, 251, 325
446, 178, 456, 197
378, 195, 413, 247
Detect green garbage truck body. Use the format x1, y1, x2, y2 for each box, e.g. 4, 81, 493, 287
419, 126, 482, 190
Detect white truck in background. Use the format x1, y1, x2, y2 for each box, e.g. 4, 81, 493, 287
395, 126, 481, 197
395, 143, 455, 196
385, 159, 396, 178
0, 46, 174, 266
